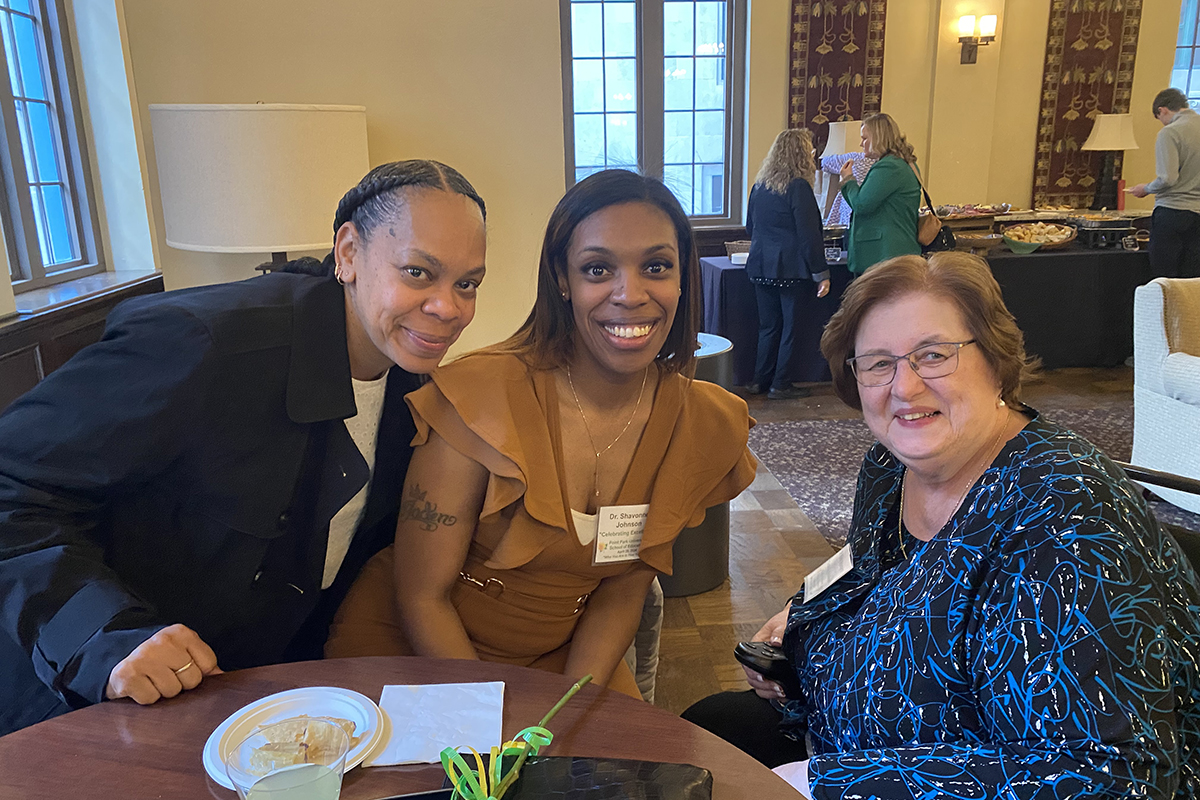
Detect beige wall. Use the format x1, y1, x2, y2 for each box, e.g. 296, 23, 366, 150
881, 0, 941, 177
743, 0, 791, 198
71, 0, 159, 277
880, 0, 1179, 208
1125, 0, 1185, 213
985, 0, 1049, 205
121, 0, 565, 353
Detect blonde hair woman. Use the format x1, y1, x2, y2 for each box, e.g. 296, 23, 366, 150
837, 113, 922, 275
743, 129, 831, 399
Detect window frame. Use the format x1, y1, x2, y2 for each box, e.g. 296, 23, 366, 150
0, 0, 103, 294
560, 0, 747, 227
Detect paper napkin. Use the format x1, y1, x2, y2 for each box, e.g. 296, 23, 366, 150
365, 681, 505, 766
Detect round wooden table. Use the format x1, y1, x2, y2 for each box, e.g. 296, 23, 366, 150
0, 657, 797, 799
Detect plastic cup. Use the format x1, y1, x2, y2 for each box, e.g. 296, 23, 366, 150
225, 718, 350, 800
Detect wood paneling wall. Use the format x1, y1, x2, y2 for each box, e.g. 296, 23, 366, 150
695, 226, 747, 258
0, 274, 164, 412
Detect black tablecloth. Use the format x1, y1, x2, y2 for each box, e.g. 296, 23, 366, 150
986, 245, 1152, 368
702, 247, 1153, 375
700, 256, 848, 386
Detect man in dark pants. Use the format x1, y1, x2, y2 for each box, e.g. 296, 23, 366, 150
1130, 88, 1200, 278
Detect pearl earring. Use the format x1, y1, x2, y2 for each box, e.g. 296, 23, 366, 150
998, 398, 1006, 408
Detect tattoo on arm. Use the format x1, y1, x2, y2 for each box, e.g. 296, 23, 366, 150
399, 483, 459, 532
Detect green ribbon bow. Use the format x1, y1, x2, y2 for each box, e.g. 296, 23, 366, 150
439, 674, 593, 800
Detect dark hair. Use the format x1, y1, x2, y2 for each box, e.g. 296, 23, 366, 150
1153, 88, 1189, 116
277, 159, 485, 277
492, 169, 701, 375
819, 252, 1039, 410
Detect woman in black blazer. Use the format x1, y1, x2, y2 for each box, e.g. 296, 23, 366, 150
744, 129, 830, 399
0, 160, 488, 734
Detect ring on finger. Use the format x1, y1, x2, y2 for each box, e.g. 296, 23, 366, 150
173, 661, 195, 675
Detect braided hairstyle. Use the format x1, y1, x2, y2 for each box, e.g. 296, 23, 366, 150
278, 159, 486, 277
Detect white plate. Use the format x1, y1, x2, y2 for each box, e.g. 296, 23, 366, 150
202, 686, 384, 790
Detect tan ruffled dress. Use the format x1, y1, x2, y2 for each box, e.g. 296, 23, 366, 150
325, 353, 756, 696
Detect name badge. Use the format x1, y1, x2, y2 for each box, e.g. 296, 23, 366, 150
803, 544, 853, 603
593, 504, 650, 565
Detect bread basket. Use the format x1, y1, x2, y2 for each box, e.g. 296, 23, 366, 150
1000, 223, 1077, 253
724, 240, 751, 257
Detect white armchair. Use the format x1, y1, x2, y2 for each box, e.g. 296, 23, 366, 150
1132, 277, 1200, 514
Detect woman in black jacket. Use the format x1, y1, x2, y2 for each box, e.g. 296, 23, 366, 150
745, 129, 830, 399
0, 160, 487, 734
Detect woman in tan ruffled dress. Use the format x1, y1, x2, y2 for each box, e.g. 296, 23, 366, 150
325, 170, 756, 697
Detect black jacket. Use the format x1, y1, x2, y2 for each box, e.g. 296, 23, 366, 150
745, 178, 829, 286
0, 272, 418, 734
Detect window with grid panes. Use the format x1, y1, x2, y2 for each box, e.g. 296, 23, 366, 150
0, 0, 101, 293
1175, 0, 1200, 108
561, 0, 745, 224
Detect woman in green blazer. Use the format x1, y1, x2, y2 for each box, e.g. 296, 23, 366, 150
839, 113, 921, 275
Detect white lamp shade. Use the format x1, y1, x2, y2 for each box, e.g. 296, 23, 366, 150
979, 15, 997, 37
821, 120, 862, 158
149, 104, 369, 253
958, 15, 976, 37
1081, 113, 1140, 151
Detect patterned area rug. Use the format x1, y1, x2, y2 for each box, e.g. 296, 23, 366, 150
749, 404, 1200, 548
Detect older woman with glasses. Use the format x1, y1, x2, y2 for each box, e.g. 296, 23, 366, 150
682, 252, 1200, 798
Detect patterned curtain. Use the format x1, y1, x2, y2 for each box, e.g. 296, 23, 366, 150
788, 1, 887, 154
1033, 0, 1143, 208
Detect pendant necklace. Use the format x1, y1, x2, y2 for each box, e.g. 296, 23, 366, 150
898, 423, 1006, 560
565, 364, 649, 500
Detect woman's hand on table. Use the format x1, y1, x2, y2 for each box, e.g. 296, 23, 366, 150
816, 279, 830, 298
743, 603, 791, 700
105, 624, 222, 705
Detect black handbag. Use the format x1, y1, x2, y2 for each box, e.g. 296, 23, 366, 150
921, 210, 957, 253
911, 165, 956, 253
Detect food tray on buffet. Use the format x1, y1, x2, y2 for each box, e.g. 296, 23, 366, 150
1001, 207, 1075, 223
954, 232, 1006, 253
1000, 222, 1077, 253
1066, 211, 1149, 228
1077, 226, 1136, 248
934, 203, 1012, 219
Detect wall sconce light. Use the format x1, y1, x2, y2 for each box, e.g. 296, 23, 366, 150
959, 14, 997, 64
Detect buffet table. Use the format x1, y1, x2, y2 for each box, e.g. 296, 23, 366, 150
701, 247, 1152, 373
987, 245, 1152, 368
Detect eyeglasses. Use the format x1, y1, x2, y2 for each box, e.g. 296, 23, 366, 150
847, 340, 977, 387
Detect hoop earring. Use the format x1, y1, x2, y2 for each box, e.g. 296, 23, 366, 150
334, 264, 346, 286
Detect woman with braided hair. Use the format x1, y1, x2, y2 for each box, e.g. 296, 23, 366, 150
0, 160, 487, 734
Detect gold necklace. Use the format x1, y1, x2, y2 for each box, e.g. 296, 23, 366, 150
565, 364, 649, 500
897, 423, 1006, 560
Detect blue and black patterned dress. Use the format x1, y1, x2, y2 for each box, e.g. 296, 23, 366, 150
781, 413, 1200, 798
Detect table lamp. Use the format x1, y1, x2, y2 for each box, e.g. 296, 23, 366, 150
818, 120, 861, 222
821, 120, 861, 161
1081, 113, 1139, 211
149, 103, 369, 271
